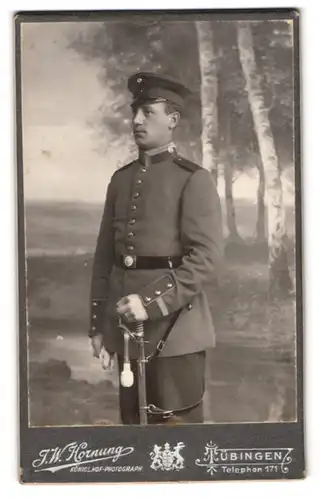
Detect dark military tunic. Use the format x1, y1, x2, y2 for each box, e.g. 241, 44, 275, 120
89, 145, 223, 421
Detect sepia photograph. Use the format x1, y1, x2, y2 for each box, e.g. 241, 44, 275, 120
20, 13, 298, 427
16, 9, 304, 483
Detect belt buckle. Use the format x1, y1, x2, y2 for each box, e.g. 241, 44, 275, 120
123, 255, 136, 269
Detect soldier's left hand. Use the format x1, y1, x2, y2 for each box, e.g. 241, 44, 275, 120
116, 294, 148, 322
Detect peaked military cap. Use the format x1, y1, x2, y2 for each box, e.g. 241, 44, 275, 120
128, 72, 192, 110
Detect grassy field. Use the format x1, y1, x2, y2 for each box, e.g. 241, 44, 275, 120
24, 201, 298, 426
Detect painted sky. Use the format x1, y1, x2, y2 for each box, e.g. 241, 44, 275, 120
20, 21, 295, 205
21, 22, 125, 203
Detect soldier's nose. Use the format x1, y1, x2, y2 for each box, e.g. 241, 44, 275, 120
133, 109, 144, 125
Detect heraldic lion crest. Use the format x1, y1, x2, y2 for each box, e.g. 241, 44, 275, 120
150, 442, 185, 471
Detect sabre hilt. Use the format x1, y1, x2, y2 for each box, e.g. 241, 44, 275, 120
135, 321, 144, 337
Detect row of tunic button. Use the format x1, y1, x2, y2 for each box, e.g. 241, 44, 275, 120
126, 165, 148, 252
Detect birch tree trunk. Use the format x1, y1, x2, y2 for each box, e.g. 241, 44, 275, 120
256, 154, 266, 243
237, 22, 292, 297
196, 21, 219, 184
222, 108, 242, 242
224, 158, 242, 243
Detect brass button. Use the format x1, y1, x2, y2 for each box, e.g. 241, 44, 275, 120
133, 192, 140, 198
131, 205, 137, 211
93, 314, 97, 319
127, 245, 134, 251
127, 232, 134, 237
155, 290, 161, 296
93, 301, 97, 306
187, 304, 192, 311
92, 326, 96, 332
141, 168, 147, 173
166, 283, 173, 289
145, 297, 151, 302
129, 219, 136, 225
136, 179, 142, 185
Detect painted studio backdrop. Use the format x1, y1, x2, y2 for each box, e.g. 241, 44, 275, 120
21, 18, 297, 426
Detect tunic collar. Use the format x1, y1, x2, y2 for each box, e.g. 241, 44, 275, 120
138, 142, 177, 165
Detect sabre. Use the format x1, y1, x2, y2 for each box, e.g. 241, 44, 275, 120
135, 321, 148, 425
118, 318, 148, 425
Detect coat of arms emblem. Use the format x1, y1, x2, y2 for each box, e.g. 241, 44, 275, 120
150, 442, 185, 471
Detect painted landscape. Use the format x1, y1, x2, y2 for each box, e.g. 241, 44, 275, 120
26, 200, 297, 426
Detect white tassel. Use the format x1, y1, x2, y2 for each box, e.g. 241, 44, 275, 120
121, 362, 134, 387
121, 332, 134, 387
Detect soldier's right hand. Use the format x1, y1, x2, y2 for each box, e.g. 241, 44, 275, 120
90, 333, 103, 358
90, 335, 114, 371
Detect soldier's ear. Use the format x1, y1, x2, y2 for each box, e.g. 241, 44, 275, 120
169, 111, 180, 130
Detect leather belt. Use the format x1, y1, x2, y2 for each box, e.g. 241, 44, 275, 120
115, 254, 182, 270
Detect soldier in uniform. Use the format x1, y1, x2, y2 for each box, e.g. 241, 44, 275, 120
89, 72, 223, 424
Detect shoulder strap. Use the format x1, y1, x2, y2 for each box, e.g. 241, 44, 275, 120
173, 155, 201, 173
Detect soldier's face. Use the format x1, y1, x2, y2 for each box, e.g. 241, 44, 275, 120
132, 101, 178, 150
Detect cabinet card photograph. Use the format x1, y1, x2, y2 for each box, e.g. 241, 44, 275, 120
16, 9, 304, 483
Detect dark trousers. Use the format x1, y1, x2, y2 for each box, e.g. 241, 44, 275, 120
117, 351, 205, 425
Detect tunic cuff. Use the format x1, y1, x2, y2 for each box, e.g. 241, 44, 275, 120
89, 299, 107, 336
138, 275, 175, 320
